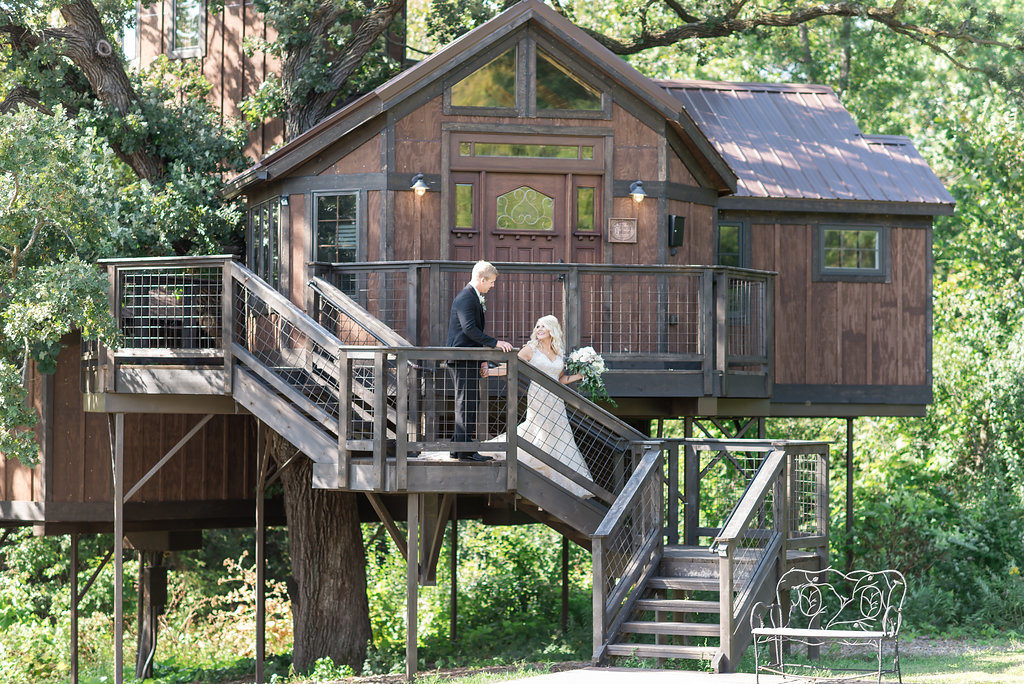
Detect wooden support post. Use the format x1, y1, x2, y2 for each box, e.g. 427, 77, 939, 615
715, 272, 728, 396
717, 547, 734, 674
222, 259, 234, 394
112, 413, 124, 684
684, 419, 699, 547
561, 536, 569, 633
255, 426, 268, 684
667, 441, 679, 545
449, 497, 458, 644
70, 532, 78, 684
505, 354, 518, 491
591, 536, 605, 662
373, 351, 386, 491
396, 350, 409, 491
846, 417, 854, 574
406, 494, 420, 681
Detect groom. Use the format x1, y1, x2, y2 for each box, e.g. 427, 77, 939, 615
446, 260, 513, 462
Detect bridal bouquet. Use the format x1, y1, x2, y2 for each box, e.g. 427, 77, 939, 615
566, 346, 616, 406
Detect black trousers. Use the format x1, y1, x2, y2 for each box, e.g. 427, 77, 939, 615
448, 360, 480, 458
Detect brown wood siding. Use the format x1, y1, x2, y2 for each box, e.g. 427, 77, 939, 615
366, 190, 383, 262
137, 1, 283, 160
28, 335, 259, 509
321, 136, 383, 175
667, 150, 698, 187
612, 104, 659, 180
0, 363, 42, 502
668, 200, 713, 265
753, 221, 929, 388
288, 193, 307, 307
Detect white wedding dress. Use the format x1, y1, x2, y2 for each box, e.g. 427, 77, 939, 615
501, 351, 594, 498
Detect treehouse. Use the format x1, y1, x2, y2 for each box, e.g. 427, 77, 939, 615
1, 1, 953, 682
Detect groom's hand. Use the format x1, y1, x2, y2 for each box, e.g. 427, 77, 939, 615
495, 340, 513, 352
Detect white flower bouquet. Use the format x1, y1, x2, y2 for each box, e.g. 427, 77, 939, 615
566, 346, 616, 406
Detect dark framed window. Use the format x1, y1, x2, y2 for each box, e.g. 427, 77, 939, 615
248, 198, 280, 289
314, 193, 359, 264
716, 221, 750, 267
450, 48, 517, 109
170, 0, 204, 59
814, 225, 889, 282
536, 50, 602, 111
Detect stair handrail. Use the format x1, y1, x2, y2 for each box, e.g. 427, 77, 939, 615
710, 445, 789, 672
308, 276, 412, 347
591, 446, 663, 663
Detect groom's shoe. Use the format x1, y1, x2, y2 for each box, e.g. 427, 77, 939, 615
457, 452, 493, 462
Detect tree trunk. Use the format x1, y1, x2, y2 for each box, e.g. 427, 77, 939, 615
265, 428, 371, 673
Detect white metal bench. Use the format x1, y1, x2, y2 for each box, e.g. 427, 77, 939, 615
750, 567, 906, 683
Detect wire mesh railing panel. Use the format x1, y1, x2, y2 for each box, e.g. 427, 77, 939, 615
440, 268, 564, 349
579, 271, 703, 356
725, 275, 767, 361
600, 460, 662, 614
729, 489, 778, 593
698, 448, 770, 537
323, 269, 409, 338
314, 292, 388, 346
790, 450, 827, 538
513, 368, 633, 497
232, 278, 341, 422
118, 266, 223, 349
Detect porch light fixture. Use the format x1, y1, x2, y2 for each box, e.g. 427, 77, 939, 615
411, 173, 429, 196
629, 180, 646, 203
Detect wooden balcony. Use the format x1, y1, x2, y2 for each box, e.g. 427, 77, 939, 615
314, 260, 775, 400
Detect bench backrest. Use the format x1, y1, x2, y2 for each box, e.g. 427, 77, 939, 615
772, 567, 907, 636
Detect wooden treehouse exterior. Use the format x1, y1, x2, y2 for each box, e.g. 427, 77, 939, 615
0, 1, 953, 681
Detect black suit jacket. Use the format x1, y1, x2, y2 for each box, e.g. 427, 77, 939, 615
447, 285, 497, 348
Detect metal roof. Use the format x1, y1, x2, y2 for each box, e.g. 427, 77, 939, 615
660, 79, 955, 209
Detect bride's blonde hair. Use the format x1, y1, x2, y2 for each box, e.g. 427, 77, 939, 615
528, 315, 564, 357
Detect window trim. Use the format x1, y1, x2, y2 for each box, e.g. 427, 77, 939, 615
168, 0, 206, 60
715, 220, 750, 268
813, 224, 891, 282
311, 190, 362, 264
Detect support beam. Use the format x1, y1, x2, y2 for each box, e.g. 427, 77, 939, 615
111, 412, 125, 684
450, 497, 458, 644
367, 493, 408, 558
406, 494, 420, 682
561, 536, 569, 633
846, 417, 854, 574
255, 424, 269, 684
422, 494, 454, 584
70, 532, 79, 684
124, 414, 213, 503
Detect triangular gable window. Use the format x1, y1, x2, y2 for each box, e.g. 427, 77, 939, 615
451, 48, 517, 108
536, 51, 601, 111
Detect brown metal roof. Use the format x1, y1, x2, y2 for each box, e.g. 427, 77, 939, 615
660, 79, 954, 210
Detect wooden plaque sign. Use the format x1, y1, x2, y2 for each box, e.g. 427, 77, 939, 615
608, 217, 637, 243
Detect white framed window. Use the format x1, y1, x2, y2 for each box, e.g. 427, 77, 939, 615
248, 198, 281, 289
169, 0, 205, 59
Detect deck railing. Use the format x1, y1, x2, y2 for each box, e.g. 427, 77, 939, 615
315, 260, 774, 397
591, 446, 664, 662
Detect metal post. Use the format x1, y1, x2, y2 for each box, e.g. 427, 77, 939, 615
112, 413, 124, 684
255, 435, 267, 684
449, 497, 458, 644
70, 532, 79, 684
846, 417, 854, 574
406, 494, 419, 681
561, 536, 569, 633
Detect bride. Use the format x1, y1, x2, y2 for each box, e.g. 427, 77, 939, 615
482, 315, 594, 498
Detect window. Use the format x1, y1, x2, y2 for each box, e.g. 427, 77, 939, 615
575, 186, 595, 232
496, 186, 554, 231
450, 48, 516, 108
170, 0, 204, 59
121, 5, 138, 64
815, 225, 889, 281
459, 141, 594, 160
249, 198, 280, 289
716, 222, 749, 267
454, 184, 474, 229
536, 50, 601, 111
315, 193, 358, 263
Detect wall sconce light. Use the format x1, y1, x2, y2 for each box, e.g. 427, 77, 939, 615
411, 173, 429, 197
279, 195, 289, 207
629, 180, 646, 204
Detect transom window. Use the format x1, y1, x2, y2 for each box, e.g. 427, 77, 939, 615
459, 141, 594, 160
170, 0, 204, 58
315, 193, 358, 263
450, 49, 516, 109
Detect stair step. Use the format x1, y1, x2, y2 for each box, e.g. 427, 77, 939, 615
621, 621, 719, 637
635, 598, 720, 613
606, 643, 718, 660
647, 577, 720, 592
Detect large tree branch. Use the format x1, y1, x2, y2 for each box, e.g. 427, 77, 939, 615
0, 85, 52, 116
